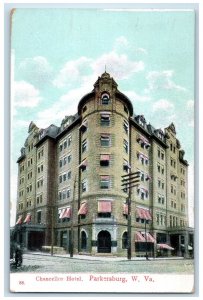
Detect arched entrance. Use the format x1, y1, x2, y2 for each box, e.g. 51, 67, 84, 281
97, 230, 111, 253
81, 231, 87, 251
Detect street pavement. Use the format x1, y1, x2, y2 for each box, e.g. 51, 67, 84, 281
10, 252, 194, 274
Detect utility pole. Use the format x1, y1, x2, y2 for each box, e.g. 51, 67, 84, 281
70, 175, 77, 258
121, 171, 140, 260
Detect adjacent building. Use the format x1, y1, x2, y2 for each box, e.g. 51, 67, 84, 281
14, 72, 193, 257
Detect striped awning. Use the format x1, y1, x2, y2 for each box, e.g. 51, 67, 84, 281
24, 213, 31, 223
123, 203, 128, 215
157, 243, 174, 250
16, 215, 23, 225
100, 154, 110, 161
135, 232, 145, 242
136, 207, 152, 220
143, 232, 156, 243
78, 202, 88, 215
62, 207, 71, 218
98, 201, 112, 213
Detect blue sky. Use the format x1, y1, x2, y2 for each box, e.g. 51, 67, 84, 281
10, 8, 195, 225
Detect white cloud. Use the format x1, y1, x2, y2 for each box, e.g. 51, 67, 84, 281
53, 57, 92, 88
146, 70, 187, 92
152, 99, 174, 112
36, 85, 90, 128
53, 50, 145, 89
123, 90, 151, 102
18, 56, 53, 88
14, 81, 43, 108
91, 51, 145, 80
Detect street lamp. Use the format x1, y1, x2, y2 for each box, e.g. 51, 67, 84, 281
121, 171, 140, 260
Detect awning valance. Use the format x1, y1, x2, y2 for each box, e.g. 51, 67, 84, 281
142, 232, 156, 243
78, 202, 88, 215
62, 207, 71, 218
98, 201, 111, 213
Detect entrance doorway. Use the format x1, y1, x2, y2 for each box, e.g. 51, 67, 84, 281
97, 230, 111, 253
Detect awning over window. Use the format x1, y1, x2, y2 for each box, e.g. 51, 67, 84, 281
123, 203, 128, 215
78, 201, 88, 215
157, 243, 174, 250
98, 201, 112, 213
135, 232, 146, 242
24, 213, 31, 223
136, 207, 152, 220
101, 134, 110, 138
137, 135, 150, 146
16, 215, 23, 225
79, 159, 87, 168
61, 207, 71, 218
100, 154, 110, 161
100, 175, 110, 180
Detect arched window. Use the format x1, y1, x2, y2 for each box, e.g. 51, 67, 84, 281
81, 231, 87, 251
101, 93, 110, 105
122, 231, 128, 249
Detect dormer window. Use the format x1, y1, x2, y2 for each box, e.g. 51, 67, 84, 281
101, 92, 110, 105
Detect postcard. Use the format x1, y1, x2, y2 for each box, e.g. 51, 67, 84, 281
10, 6, 195, 294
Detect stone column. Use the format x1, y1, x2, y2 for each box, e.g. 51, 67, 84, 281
184, 231, 189, 259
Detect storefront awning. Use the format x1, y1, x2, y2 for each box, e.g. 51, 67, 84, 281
24, 213, 31, 223
135, 232, 145, 242
142, 232, 156, 243
157, 243, 174, 250
78, 202, 88, 215
98, 201, 111, 213
16, 215, 23, 225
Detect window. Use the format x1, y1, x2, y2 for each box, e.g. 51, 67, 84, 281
82, 139, 87, 153
161, 152, 164, 160
123, 139, 128, 153
122, 232, 128, 249
100, 154, 110, 167
157, 164, 160, 173
63, 173, 67, 182
58, 191, 62, 201
162, 182, 164, 189
59, 160, 63, 167
67, 171, 71, 179
59, 144, 63, 152
64, 140, 67, 149
82, 179, 87, 193
123, 120, 129, 134
101, 93, 110, 105
170, 144, 173, 151
68, 135, 72, 146
62, 190, 66, 200
101, 114, 110, 126
64, 157, 67, 166
124, 105, 128, 114
67, 188, 71, 198
123, 160, 130, 172
100, 175, 110, 189
101, 134, 110, 147
156, 214, 160, 225
68, 154, 71, 163
158, 179, 161, 188
158, 149, 160, 158
37, 211, 42, 224
59, 175, 62, 183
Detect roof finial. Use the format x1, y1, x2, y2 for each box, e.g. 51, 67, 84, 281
105, 65, 107, 73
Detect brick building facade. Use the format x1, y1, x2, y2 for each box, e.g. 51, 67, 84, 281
15, 72, 193, 257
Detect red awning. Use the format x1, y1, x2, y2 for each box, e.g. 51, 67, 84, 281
16, 215, 23, 225
100, 154, 110, 161
79, 159, 87, 167
101, 134, 110, 138
135, 232, 145, 242
143, 232, 156, 243
123, 203, 128, 215
24, 213, 31, 223
100, 175, 110, 180
157, 243, 174, 250
78, 202, 88, 215
62, 207, 71, 218
98, 201, 112, 213
136, 207, 152, 220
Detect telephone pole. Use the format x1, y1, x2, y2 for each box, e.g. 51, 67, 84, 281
121, 171, 140, 260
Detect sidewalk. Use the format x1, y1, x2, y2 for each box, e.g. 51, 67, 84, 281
25, 251, 185, 262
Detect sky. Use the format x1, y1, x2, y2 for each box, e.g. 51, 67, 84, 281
10, 8, 195, 226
